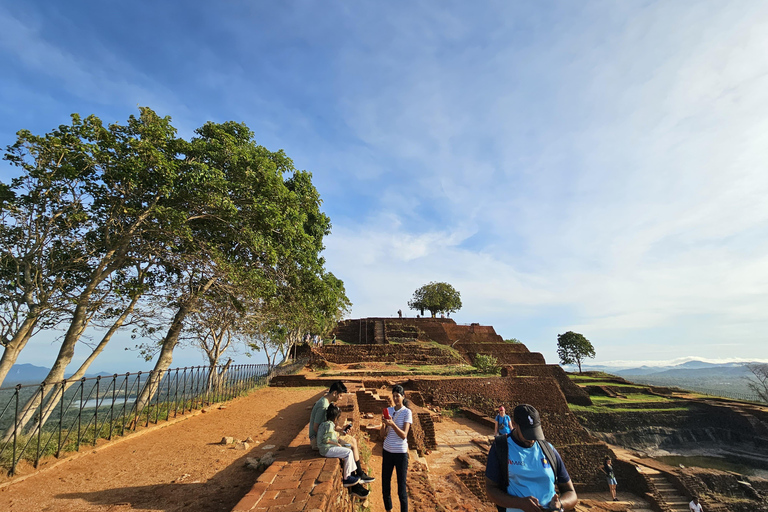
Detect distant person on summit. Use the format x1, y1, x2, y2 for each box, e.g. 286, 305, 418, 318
485, 404, 578, 512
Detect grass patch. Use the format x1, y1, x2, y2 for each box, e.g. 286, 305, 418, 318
590, 394, 673, 404
572, 381, 648, 388
568, 404, 690, 413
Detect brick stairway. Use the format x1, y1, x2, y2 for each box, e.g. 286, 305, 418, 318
356, 389, 390, 414
374, 320, 385, 344
647, 473, 690, 512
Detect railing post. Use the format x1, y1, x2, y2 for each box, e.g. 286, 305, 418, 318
145, 370, 153, 428
165, 370, 172, 421
35, 382, 45, 467
109, 374, 117, 440
122, 373, 129, 435
133, 372, 142, 431
77, 378, 85, 452
173, 368, 180, 418
11, 384, 20, 476
94, 376, 100, 446
57, 380, 65, 457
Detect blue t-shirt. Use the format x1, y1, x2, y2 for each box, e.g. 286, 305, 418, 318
485, 434, 570, 512
495, 414, 512, 435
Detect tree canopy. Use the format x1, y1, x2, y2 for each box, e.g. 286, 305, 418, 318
0, 108, 350, 432
407, 281, 462, 317
556, 331, 595, 373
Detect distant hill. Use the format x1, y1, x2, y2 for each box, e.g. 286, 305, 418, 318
3, 364, 113, 386
566, 360, 764, 400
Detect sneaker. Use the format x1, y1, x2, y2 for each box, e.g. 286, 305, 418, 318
357, 470, 375, 484
349, 483, 370, 498
342, 475, 360, 487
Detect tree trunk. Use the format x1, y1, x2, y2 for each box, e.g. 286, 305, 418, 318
132, 276, 218, 418
0, 316, 38, 387
24, 293, 141, 437
3, 253, 128, 439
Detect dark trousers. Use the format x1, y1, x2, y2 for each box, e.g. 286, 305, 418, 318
382, 449, 408, 512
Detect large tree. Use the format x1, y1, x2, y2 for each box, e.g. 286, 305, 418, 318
2, 108, 202, 436
132, 119, 345, 413
407, 281, 462, 317
556, 331, 595, 373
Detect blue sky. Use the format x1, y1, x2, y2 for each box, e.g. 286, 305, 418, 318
2, 1, 768, 374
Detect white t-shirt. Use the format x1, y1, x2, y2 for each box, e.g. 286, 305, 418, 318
689, 501, 703, 512
383, 406, 412, 454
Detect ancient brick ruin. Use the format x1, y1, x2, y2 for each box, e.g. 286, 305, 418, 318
233, 317, 768, 512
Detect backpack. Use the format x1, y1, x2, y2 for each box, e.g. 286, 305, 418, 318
492, 433, 561, 512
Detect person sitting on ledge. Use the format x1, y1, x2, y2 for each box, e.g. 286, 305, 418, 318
309, 381, 346, 451
317, 404, 373, 498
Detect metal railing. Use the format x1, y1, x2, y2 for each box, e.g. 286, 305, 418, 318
0, 363, 271, 475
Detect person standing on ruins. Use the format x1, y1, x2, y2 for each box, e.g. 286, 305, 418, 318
485, 404, 578, 512
602, 456, 618, 501
380, 384, 413, 512
689, 496, 703, 512
603, 455, 619, 501
309, 381, 347, 450
494, 405, 512, 437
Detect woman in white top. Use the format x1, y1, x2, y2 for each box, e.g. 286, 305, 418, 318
380, 384, 412, 512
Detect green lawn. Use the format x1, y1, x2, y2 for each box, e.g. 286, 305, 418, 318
590, 393, 673, 404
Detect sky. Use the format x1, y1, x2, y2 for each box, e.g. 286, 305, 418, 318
1, 1, 768, 374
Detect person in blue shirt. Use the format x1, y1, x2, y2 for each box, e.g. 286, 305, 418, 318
495, 405, 512, 436
485, 404, 578, 512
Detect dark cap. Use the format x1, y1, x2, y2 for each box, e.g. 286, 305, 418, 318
513, 404, 545, 441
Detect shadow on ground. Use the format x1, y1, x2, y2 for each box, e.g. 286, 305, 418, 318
56, 390, 324, 512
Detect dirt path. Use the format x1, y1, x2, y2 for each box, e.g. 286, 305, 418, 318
0, 386, 325, 512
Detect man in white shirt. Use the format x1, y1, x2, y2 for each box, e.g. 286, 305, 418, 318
689, 496, 703, 512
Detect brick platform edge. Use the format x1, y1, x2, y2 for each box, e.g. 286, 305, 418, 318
231, 429, 356, 512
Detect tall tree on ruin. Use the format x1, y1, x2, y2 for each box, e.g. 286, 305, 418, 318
408, 281, 462, 317
745, 363, 768, 404
556, 331, 596, 373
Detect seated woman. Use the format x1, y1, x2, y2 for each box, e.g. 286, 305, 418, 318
317, 404, 373, 497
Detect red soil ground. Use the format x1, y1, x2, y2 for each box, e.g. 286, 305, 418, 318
0, 386, 326, 512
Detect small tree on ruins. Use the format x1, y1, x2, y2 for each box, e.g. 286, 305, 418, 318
556, 331, 595, 374
408, 281, 462, 318
745, 363, 768, 404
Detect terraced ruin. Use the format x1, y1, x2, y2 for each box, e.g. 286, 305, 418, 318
234, 317, 768, 512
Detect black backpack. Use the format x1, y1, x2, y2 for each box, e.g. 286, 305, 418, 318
491, 433, 561, 512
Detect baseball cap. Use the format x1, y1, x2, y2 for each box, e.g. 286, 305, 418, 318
513, 404, 545, 441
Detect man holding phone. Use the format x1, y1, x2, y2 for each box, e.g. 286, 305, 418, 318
485, 404, 578, 512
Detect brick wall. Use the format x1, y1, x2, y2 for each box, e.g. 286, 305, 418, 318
231, 442, 356, 512
312, 343, 464, 365
513, 364, 592, 406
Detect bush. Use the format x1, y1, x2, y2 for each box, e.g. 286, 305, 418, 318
474, 354, 500, 374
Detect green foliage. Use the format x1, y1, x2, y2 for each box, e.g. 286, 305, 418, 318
504, 338, 522, 344
473, 353, 500, 374
556, 331, 595, 373
0, 107, 350, 415
407, 281, 462, 317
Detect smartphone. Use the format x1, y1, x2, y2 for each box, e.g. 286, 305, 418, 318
382, 407, 390, 419
342, 424, 352, 433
